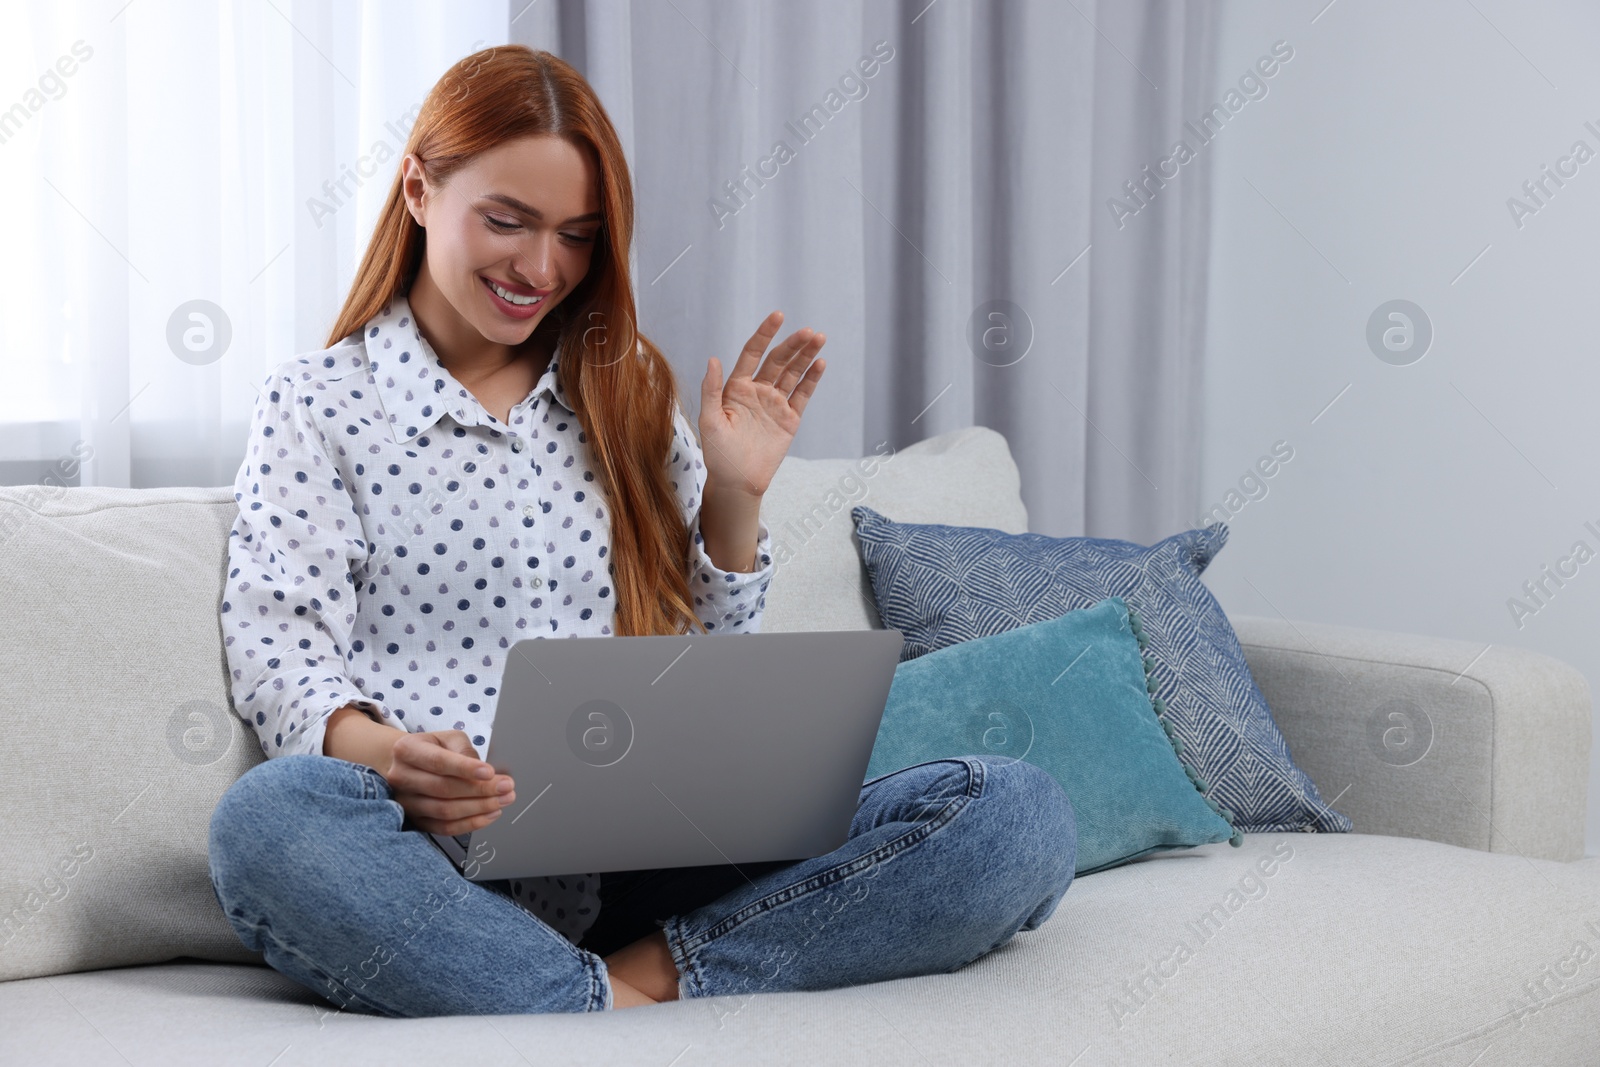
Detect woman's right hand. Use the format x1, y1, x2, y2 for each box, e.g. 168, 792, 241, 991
384, 729, 517, 836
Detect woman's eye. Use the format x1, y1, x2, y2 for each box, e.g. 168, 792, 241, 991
483, 214, 594, 243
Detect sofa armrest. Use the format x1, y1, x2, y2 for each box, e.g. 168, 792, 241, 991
1231, 614, 1591, 861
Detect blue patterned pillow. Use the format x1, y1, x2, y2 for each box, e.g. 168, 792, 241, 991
851, 506, 1351, 835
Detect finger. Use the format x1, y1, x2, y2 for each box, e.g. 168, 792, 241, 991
390, 762, 515, 810
396, 734, 486, 781
409, 788, 516, 820
392, 735, 511, 798
786, 357, 825, 420
752, 327, 817, 387
396, 763, 515, 801
773, 332, 825, 394
702, 355, 721, 421
432, 731, 515, 794
421, 805, 505, 837
433, 812, 503, 837
731, 311, 784, 383
409, 793, 512, 830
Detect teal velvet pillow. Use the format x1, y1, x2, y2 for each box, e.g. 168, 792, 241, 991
863, 596, 1242, 875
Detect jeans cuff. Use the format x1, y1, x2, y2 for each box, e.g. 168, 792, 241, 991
588, 950, 613, 1011
660, 914, 702, 1000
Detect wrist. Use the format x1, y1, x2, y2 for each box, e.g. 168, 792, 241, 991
699, 481, 764, 574
703, 476, 763, 512
373, 728, 398, 779
324, 704, 401, 777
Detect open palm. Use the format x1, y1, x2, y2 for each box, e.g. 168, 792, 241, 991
698, 311, 827, 498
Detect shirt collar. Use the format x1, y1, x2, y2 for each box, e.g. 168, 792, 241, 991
363, 292, 574, 444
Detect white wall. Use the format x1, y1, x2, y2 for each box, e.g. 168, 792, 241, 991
1201, 0, 1600, 857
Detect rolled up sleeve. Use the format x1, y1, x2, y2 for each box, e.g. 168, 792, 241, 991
222, 368, 394, 759
667, 405, 776, 633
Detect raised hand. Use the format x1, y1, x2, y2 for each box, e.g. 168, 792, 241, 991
698, 310, 826, 499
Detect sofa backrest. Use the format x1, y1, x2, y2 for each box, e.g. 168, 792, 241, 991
0, 424, 1027, 981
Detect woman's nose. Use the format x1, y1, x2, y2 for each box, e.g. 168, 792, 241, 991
513, 235, 557, 288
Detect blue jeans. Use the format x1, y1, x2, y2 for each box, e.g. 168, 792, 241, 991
207, 752, 1077, 1016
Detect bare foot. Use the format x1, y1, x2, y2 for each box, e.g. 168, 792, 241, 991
608, 974, 658, 1009
604, 929, 680, 1003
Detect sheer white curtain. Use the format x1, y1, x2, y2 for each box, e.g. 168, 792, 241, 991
0, 0, 507, 489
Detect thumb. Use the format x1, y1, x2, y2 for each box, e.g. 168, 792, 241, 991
438, 729, 482, 761
701, 357, 722, 433
702, 356, 720, 411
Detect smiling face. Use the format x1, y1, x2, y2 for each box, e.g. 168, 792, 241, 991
399, 133, 603, 358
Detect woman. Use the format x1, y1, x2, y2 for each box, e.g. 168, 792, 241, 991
207, 44, 1076, 1017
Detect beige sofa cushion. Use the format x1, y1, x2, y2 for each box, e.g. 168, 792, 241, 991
0, 426, 1025, 981
3, 835, 1597, 1063
758, 425, 1028, 633
0, 486, 261, 982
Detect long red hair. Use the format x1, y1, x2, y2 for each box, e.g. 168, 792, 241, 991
324, 45, 705, 636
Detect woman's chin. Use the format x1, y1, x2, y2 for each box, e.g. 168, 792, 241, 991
472, 312, 541, 346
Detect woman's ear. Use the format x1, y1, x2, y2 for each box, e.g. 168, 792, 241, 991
400, 154, 428, 228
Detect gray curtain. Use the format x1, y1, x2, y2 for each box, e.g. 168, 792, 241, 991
512, 0, 1216, 543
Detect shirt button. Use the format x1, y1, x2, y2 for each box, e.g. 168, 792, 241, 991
512, 438, 524, 453
532, 575, 544, 587
523, 505, 536, 519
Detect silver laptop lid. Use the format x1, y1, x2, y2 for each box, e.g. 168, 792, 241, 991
455, 628, 905, 881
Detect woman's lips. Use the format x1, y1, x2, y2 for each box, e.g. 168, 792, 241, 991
481, 275, 546, 319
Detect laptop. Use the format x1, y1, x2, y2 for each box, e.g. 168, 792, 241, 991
427, 628, 905, 882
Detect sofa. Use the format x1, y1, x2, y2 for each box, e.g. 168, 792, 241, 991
1, 424, 1595, 1066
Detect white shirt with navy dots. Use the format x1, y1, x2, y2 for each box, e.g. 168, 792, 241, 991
222, 294, 776, 945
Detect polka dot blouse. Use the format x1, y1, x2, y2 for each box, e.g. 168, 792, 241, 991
222, 293, 776, 945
